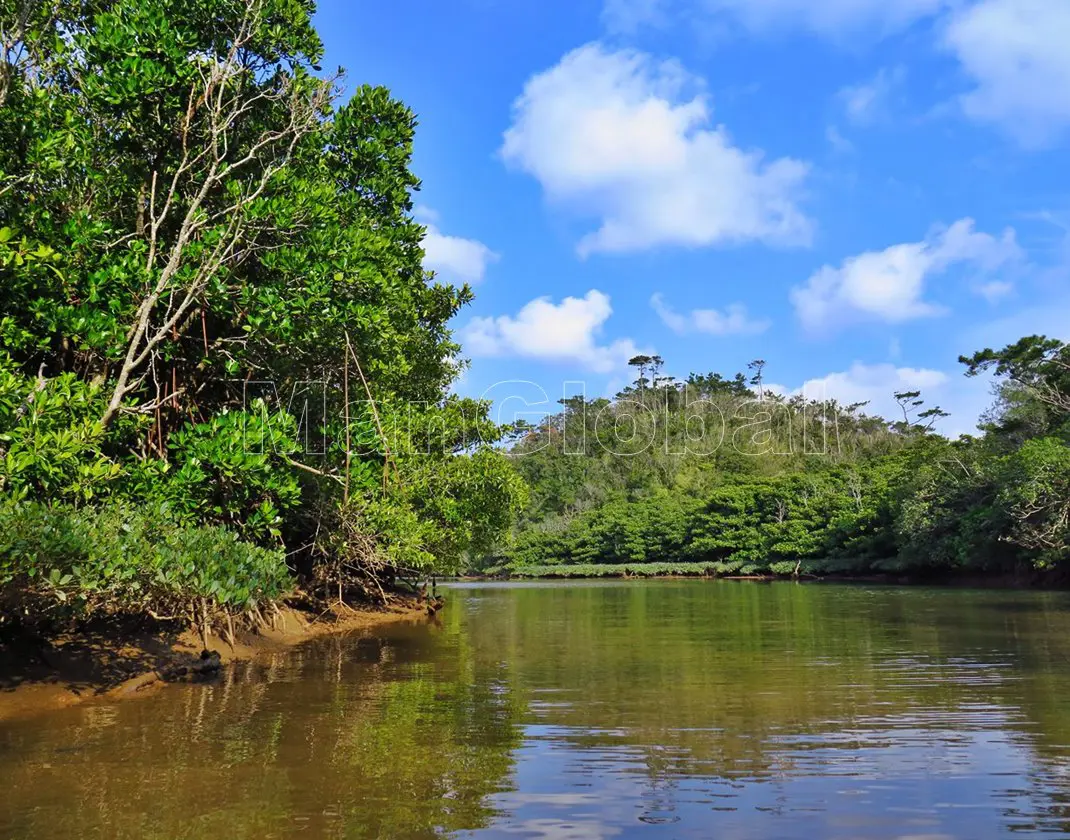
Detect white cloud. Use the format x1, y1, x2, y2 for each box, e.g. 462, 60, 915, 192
780, 360, 1008, 437
825, 125, 854, 154
500, 43, 812, 256
944, 0, 1070, 148
795, 363, 951, 427
460, 290, 648, 373
416, 206, 498, 285
974, 279, 1014, 303
422, 227, 498, 285
413, 205, 440, 224
602, 0, 1070, 148
602, 0, 946, 38
791, 218, 1022, 331
839, 66, 905, 125
799, 363, 947, 405
651, 293, 770, 336
602, 0, 669, 32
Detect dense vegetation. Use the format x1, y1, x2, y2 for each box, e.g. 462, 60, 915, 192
0, 0, 525, 633
483, 342, 1070, 580
0, 0, 1064, 644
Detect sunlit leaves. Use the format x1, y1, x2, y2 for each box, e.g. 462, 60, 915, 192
0, 0, 526, 624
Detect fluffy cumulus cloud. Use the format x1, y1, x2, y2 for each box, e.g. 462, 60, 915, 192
603, 0, 946, 38
792, 362, 1001, 436
796, 363, 950, 425
791, 218, 1022, 331
650, 293, 770, 335
604, 0, 1070, 147
417, 207, 498, 285
422, 227, 498, 284
943, 0, 1070, 147
460, 290, 648, 373
500, 43, 812, 256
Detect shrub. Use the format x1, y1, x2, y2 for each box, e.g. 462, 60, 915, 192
0, 501, 292, 632
163, 404, 303, 544
997, 438, 1070, 568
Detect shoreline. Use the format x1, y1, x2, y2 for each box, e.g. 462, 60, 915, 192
6, 568, 1065, 723
0, 597, 429, 723
463, 568, 1070, 589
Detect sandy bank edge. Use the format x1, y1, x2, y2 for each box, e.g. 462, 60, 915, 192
0, 598, 430, 723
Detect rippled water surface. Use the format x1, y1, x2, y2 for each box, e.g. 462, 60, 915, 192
4, 581, 1070, 839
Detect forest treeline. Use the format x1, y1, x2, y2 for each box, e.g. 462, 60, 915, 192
0, 0, 525, 636
481, 344, 1070, 580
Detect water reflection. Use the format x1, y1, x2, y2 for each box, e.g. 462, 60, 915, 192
0, 622, 524, 839
2, 581, 1070, 839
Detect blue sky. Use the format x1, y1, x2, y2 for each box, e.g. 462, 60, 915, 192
314, 0, 1070, 434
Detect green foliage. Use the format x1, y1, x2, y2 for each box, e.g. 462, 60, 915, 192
892, 439, 1007, 571
997, 438, 1070, 567
0, 351, 147, 502
491, 467, 899, 578
164, 405, 302, 543
0, 501, 291, 628
397, 446, 529, 571
493, 342, 1070, 581
0, 0, 526, 627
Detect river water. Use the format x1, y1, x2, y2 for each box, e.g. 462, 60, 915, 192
3, 580, 1070, 839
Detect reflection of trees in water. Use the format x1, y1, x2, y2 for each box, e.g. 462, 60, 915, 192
455, 582, 1070, 826
0, 626, 526, 840
5, 585, 1070, 838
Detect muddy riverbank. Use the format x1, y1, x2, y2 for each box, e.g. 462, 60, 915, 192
0, 597, 430, 722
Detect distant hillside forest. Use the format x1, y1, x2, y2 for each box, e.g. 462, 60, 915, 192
478, 340, 1070, 580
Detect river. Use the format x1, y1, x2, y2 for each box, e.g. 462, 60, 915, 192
3, 580, 1070, 838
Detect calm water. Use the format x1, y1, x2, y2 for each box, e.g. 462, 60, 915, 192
4, 581, 1070, 839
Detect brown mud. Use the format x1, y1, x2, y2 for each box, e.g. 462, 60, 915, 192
0, 597, 428, 723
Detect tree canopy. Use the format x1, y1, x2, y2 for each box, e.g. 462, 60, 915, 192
0, 0, 525, 632
482, 339, 1070, 581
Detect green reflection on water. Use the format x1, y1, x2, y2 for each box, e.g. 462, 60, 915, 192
3, 581, 1070, 839
0, 623, 524, 839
